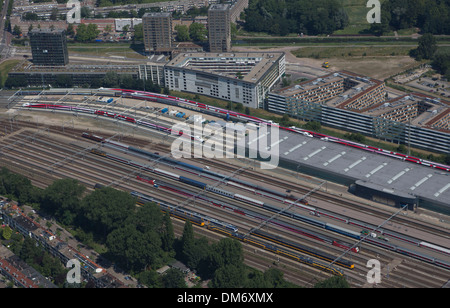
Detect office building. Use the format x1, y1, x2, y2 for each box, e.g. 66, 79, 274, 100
142, 12, 173, 54
268, 71, 386, 114
208, 4, 231, 53
29, 29, 69, 66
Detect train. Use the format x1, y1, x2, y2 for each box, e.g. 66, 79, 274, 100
109, 88, 450, 172
251, 229, 355, 269
22, 87, 450, 172
82, 132, 308, 207
85, 134, 450, 269
25, 104, 199, 142
207, 225, 344, 276
87, 147, 318, 224
23, 95, 450, 175
21, 103, 450, 269
130, 190, 238, 232
95, 182, 450, 271
144, 175, 361, 254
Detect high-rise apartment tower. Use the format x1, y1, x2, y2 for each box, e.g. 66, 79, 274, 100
208, 4, 231, 53
142, 12, 173, 53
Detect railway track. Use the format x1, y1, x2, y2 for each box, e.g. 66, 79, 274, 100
0, 123, 449, 287
192, 156, 450, 239
0, 129, 343, 281
1, 131, 347, 269
168, 155, 448, 242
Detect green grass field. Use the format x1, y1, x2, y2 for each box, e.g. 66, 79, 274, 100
0, 59, 22, 87
291, 45, 414, 58
335, 0, 392, 35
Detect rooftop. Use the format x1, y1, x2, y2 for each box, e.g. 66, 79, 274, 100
142, 12, 172, 18
243, 127, 450, 210
166, 52, 285, 83
364, 93, 450, 132
29, 28, 65, 35
272, 70, 384, 108
209, 3, 231, 10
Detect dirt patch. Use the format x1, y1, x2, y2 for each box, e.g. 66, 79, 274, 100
233, 45, 418, 80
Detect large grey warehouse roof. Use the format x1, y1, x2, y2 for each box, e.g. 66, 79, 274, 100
244, 127, 450, 209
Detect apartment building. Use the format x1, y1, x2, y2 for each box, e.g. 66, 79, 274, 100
165, 52, 285, 108
268, 71, 386, 114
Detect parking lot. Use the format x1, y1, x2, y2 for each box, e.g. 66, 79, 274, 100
406, 76, 450, 98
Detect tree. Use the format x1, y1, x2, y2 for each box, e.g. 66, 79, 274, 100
133, 23, 143, 42
103, 71, 120, 87
344, 132, 366, 143
412, 33, 437, 60
86, 23, 100, 40
369, 2, 391, 36
41, 178, 85, 225
13, 25, 22, 36
243, 0, 348, 35
432, 50, 450, 76
180, 220, 195, 262
209, 238, 244, 271
2, 226, 12, 240
211, 264, 244, 288
314, 275, 350, 288
138, 270, 162, 288
162, 268, 186, 288
106, 202, 170, 272
104, 25, 112, 34
50, 7, 59, 21
80, 7, 92, 19
161, 212, 175, 254
175, 24, 190, 42
66, 23, 75, 37
80, 186, 135, 239
106, 223, 165, 271
75, 23, 100, 42
304, 121, 321, 131
75, 23, 89, 41
189, 22, 207, 42
0, 167, 39, 204
23, 12, 39, 21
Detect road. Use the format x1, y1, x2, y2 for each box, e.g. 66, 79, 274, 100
0, 0, 12, 59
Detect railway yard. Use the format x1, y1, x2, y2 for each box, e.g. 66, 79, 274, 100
0, 89, 449, 288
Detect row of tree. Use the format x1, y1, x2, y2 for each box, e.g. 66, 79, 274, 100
175, 23, 208, 42
4, 71, 162, 93
179, 219, 300, 288
409, 34, 450, 81
370, 0, 450, 36
74, 23, 101, 42
243, 0, 348, 36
